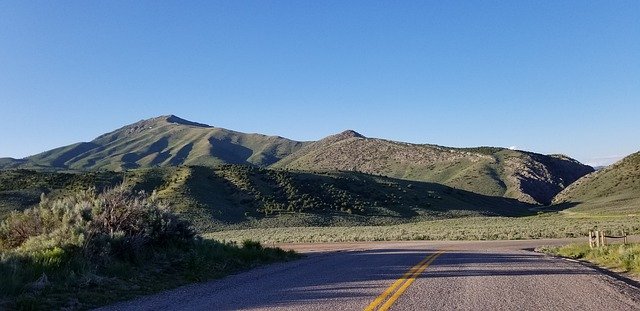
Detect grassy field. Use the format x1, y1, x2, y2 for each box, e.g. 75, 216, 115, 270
205, 213, 640, 243
540, 243, 640, 276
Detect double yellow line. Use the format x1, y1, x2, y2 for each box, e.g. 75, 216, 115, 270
364, 250, 445, 311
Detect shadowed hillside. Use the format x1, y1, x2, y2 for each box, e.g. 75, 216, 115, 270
553, 151, 640, 215
0, 166, 536, 231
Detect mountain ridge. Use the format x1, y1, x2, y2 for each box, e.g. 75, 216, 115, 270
273, 134, 593, 205
0, 115, 594, 205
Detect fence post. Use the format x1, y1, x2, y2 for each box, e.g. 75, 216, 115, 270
589, 231, 594, 248
595, 230, 600, 247
601, 230, 606, 246
624, 231, 628, 245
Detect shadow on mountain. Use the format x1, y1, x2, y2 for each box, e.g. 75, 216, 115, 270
169, 143, 194, 165
177, 166, 580, 228
121, 137, 170, 169
0, 165, 580, 229
50, 142, 101, 168
209, 137, 254, 164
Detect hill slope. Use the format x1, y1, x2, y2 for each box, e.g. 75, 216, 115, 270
0, 166, 535, 231
553, 151, 640, 214
273, 132, 593, 205
19, 115, 309, 171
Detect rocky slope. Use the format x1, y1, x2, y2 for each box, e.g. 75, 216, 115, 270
273, 132, 593, 205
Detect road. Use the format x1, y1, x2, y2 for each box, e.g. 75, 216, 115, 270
98, 239, 640, 310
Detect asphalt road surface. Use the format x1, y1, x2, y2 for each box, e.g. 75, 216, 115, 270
98, 239, 640, 310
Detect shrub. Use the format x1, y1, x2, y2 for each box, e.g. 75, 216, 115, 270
0, 187, 298, 310
0, 186, 194, 259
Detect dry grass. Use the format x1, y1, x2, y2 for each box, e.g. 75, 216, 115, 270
205, 214, 640, 244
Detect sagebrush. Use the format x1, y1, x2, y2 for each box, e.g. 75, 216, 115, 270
0, 187, 297, 310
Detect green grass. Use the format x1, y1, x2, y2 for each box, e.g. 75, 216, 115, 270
205, 213, 640, 243
540, 243, 640, 275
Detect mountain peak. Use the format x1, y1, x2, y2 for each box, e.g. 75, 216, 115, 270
163, 115, 212, 128
335, 130, 365, 139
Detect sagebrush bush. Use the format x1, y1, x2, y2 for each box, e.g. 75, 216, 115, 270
0, 186, 297, 310
0, 186, 194, 258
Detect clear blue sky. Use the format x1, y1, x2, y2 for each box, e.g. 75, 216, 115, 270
1, 1, 638, 166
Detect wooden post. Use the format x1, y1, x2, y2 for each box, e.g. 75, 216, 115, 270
589, 231, 594, 248
624, 231, 628, 245
595, 230, 600, 247
601, 230, 606, 246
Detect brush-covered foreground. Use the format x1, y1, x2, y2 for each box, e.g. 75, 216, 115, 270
540, 243, 640, 276
0, 187, 298, 310
205, 213, 640, 243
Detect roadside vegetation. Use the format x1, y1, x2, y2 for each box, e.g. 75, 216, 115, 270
0, 187, 298, 310
540, 243, 640, 275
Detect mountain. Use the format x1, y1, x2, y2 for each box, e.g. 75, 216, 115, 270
272, 132, 593, 205
13, 115, 309, 171
0, 115, 593, 205
553, 151, 640, 214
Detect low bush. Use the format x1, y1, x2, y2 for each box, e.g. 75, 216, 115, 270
0, 187, 194, 257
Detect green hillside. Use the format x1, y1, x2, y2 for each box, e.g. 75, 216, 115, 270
0, 169, 123, 220
18, 115, 309, 171
0, 166, 535, 231
272, 131, 593, 205
553, 151, 640, 215
0, 115, 593, 205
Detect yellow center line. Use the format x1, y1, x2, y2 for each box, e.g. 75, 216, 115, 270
364, 250, 445, 311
